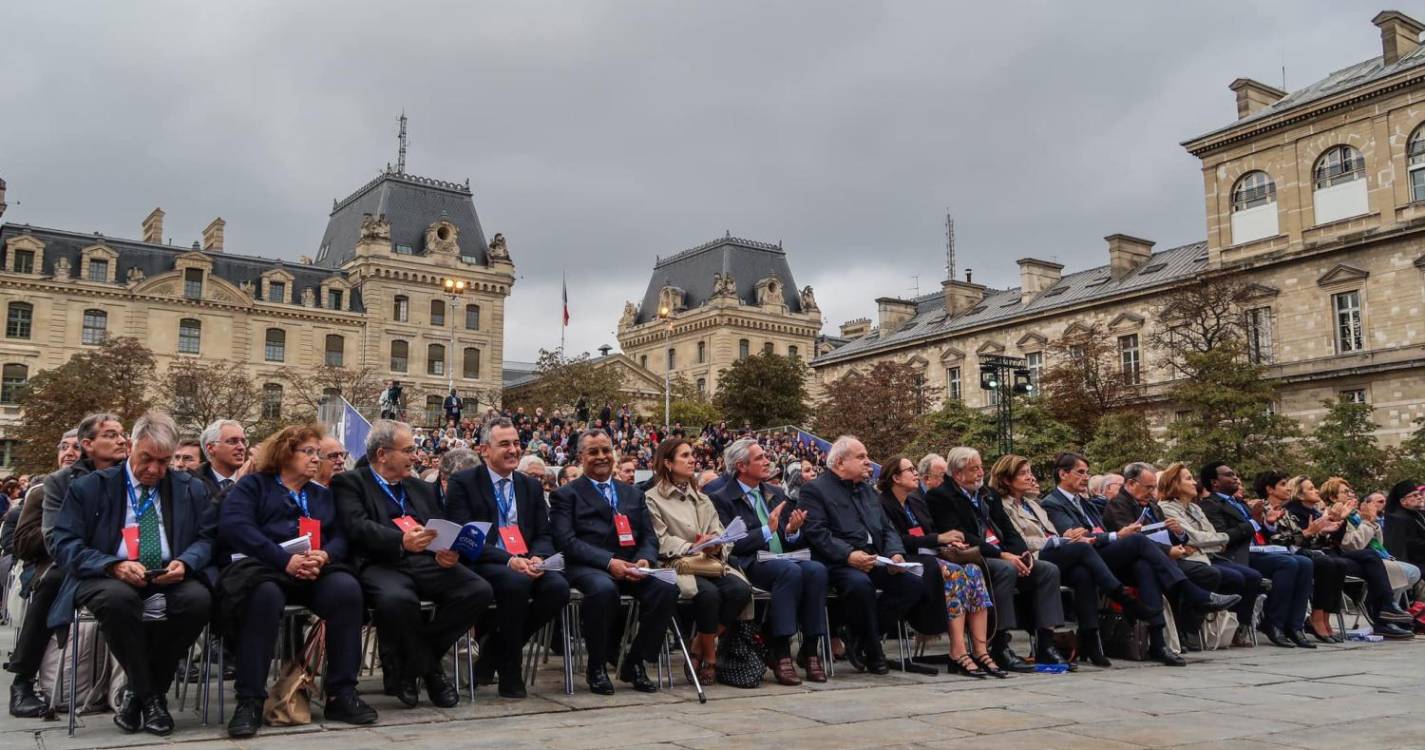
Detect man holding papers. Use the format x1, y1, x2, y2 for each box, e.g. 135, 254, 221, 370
333, 420, 493, 708
799, 436, 924, 675
710, 438, 828, 685
445, 417, 569, 699
549, 430, 676, 695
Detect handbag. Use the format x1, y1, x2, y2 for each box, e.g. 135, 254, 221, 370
674, 555, 725, 578
263, 620, 325, 727
714, 620, 766, 688
939, 545, 983, 566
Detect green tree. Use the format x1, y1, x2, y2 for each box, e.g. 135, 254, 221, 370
904, 399, 1074, 479
1385, 416, 1425, 486
1084, 411, 1164, 476
714, 352, 810, 430
654, 376, 721, 429
812, 360, 932, 460
502, 349, 624, 418
13, 337, 156, 472
1038, 322, 1140, 445
1168, 346, 1302, 480
1306, 399, 1389, 490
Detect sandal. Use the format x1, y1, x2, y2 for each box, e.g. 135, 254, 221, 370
948, 653, 987, 679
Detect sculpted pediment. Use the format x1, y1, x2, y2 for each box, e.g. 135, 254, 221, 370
1316, 263, 1368, 288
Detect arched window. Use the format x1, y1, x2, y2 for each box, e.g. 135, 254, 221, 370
738, 339, 749, 361
82, 309, 108, 345
0, 364, 28, 404
430, 299, 446, 327
393, 295, 409, 322
264, 328, 285, 362
463, 347, 480, 379
261, 383, 283, 420
390, 340, 409, 372
178, 318, 201, 354
1313, 145, 1368, 224
465, 304, 480, 330
1409, 123, 1425, 203
5, 302, 32, 339
1230, 171, 1279, 243
324, 334, 344, 367
427, 343, 445, 376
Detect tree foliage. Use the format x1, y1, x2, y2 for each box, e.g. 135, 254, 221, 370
653, 376, 721, 430
1305, 399, 1389, 490
715, 352, 810, 430
813, 360, 933, 460
1039, 322, 1141, 444
1084, 411, 1164, 476
274, 364, 384, 424
1149, 277, 1251, 379
156, 359, 264, 436
13, 337, 156, 472
904, 399, 1075, 479
1167, 345, 1301, 480
502, 349, 625, 419
1385, 417, 1425, 486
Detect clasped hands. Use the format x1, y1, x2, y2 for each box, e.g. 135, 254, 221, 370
284, 550, 331, 580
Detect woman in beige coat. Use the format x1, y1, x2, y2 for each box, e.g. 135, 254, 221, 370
644, 437, 752, 682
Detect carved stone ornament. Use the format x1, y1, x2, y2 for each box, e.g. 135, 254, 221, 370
800, 285, 819, 311
488, 232, 509, 261
755, 276, 782, 306
425, 220, 459, 255
239, 280, 256, 297
620, 301, 638, 326
712, 272, 738, 298
301, 288, 316, 306
53, 257, 72, 279
126, 266, 145, 283
360, 212, 391, 241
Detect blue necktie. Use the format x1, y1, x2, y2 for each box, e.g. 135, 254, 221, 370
597, 482, 616, 509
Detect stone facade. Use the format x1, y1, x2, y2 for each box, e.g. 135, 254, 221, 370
813, 10, 1425, 446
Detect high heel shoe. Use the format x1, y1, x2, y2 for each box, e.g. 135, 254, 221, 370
948, 653, 988, 679
971, 639, 1009, 678
1304, 622, 1340, 644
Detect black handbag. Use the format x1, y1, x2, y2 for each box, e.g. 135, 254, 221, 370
1100, 611, 1151, 661
714, 620, 766, 689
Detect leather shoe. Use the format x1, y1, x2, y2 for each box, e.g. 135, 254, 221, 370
141, 694, 174, 736
497, 674, 528, 699
1036, 645, 1077, 671
990, 646, 1034, 673
1377, 607, 1413, 624
1149, 648, 1187, 667
770, 655, 802, 685
112, 688, 141, 733
795, 651, 826, 683
1373, 622, 1415, 639
586, 666, 615, 695
1287, 630, 1317, 649
842, 632, 865, 672
9, 678, 48, 718
618, 657, 658, 693
388, 678, 420, 707
424, 670, 459, 708
863, 653, 890, 675
1079, 631, 1112, 668
1260, 624, 1296, 648
323, 693, 378, 725
1198, 592, 1241, 613
226, 698, 263, 738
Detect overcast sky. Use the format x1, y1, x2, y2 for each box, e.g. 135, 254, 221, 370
0, 1, 1394, 361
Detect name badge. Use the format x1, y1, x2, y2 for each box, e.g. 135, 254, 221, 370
500, 525, 529, 555
612, 513, 636, 547
299, 517, 322, 552
393, 515, 421, 533
122, 525, 140, 560
908, 526, 925, 537
1091, 526, 1104, 535
984, 530, 1000, 546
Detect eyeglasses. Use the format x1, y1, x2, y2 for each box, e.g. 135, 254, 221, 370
324, 451, 348, 461
296, 447, 321, 457
222, 437, 248, 446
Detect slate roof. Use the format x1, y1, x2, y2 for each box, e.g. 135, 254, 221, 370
316, 170, 490, 268
502, 359, 539, 388
633, 235, 803, 324
813, 241, 1208, 366
1186, 43, 1425, 144
0, 224, 363, 312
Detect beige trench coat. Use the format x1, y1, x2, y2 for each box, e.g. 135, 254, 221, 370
644, 480, 752, 618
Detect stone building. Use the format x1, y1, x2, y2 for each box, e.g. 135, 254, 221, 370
0, 164, 514, 465
813, 10, 1425, 446
616, 234, 823, 400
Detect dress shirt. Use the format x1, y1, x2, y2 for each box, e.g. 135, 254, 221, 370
737, 480, 801, 545
117, 461, 171, 561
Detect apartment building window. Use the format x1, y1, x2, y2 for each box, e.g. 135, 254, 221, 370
1024, 351, 1042, 397
183, 268, 203, 299
82, 309, 108, 345
1313, 145, 1368, 224
5, 303, 31, 339
738, 339, 749, 361
264, 328, 286, 362
463, 347, 480, 379
390, 340, 409, 372
763, 342, 774, 355
1244, 307, 1273, 364
666, 347, 676, 370
430, 299, 445, 326
87, 259, 109, 283
427, 344, 445, 376
788, 344, 799, 359
327, 288, 343, 311
1230, 171, 1279, 243
1118, 334, 1141, 385
946, 366, 962, 402
324, 334, 344, 366
1340, 388, 1367, 404
262, 384, 283, 419
0, 364, 28, 404
697, 341, 706, 363
1333, 291, 1363, 353
696, 377, 706, 396
178, 318, 201, 354
393, 295, 409, 322
465, 304, 480, 330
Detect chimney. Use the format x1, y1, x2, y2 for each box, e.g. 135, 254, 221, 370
141, 208, 165, 244
598, 344, 613, 357
1017, 257, 1064, 304
1374, 10, 1425, 65
1106, 233, 1155, 280
202, 217, 225, 252
942, 278, 986, 317
839, 318, 871, 339
876, 297, 918, 334
1228, 78, 1286, 119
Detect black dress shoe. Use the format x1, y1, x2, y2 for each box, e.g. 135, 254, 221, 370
1180, 631, 1203, 652
324, 693, 378, 725
618, 658, 658, 693
1373, 622, 1415, 639
424, 670, 460, 708
112, 688, 141, 733
1149, 648, 1187, 667
9, 678, 48, 718
842, 632, 866, 672
991, 646, 1034, 673
863, 648, 891, 675
1199, 592, 1242, 613
1260, 625, 1296, 648
497, 675, 528, 699
1079, 631, 1113, 668
141, 694, 174, 736
1377, 607, 1413, 624
1036, 644, 1077, 671
1110, 588, 1158, 622
587, 666, 615, 695
1287, 631, 1317, 649
226, 698, 263, 738
389, 678, 420, 707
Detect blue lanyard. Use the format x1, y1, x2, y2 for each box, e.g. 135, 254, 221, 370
288, 488, 310, 518
125, 475, 155, 519
903, 502, 919, 526
494, 478, 513, 526
372, 469, 407, 514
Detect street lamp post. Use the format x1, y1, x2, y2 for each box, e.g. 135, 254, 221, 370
658, 305, 672, 430
442, 278, 466, 421
978, 354, 1035, 455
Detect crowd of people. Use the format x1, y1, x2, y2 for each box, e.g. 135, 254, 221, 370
1, 406, 1422, 742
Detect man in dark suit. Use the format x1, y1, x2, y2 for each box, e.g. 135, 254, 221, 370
197, 419, 248, 496
445, 417, 569, 698
549, 430, 676, 695
925, 446, 1066, 673
710, 437, 826, 685
799, 436, 923, 675
49, 411, 214, 736
332, 420, 493, 708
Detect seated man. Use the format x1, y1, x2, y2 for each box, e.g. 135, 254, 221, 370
799, 436, 924, 675
549, 430, 676, 695
333, 420, 493, 708
710, 438, 827, 684
49, 411, 213, 736
445, 417, 569, 698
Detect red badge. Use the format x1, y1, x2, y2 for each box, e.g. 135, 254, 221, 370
612, 513, 636, 547
500, 526, 529, 555
1092, 526, 1105, 535
122, 525, 140, 560
393, 515, 421, 533
299, 517, 322, 552
984, 530, 1000, 546
908, 526, 926, 537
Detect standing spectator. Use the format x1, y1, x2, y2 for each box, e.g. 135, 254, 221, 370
443, 388, 464, 427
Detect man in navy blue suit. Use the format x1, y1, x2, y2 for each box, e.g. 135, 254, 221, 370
549, 430, 675, 695
710, 437, 827, 685
446, 417, 569, 698
50, 411, 215, 736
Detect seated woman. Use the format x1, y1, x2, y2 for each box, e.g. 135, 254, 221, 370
644, 438, 752, 684
1343, 491, 1421, 603
1383, 480, 1425, 575
1286, 477, 1413, 638
1257, 472, 1348, 643
1156, 463, 1256, 648
217, 425, 376, 738
991, 455, 1170, 667
876, 455, 998, 679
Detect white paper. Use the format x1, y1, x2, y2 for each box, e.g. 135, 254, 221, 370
756, 548, 811, 562
688, 516, 749, 554
230, 533, 311, 562
633, 567, 679, 584
1250, 544, 1291, 554
917, 548, 941, 557
1146, 530, 1172, 545
537, 552, 565, 572
1138, 522, 1167, 533
875, 556, 925, 576
426, 519, 491, 552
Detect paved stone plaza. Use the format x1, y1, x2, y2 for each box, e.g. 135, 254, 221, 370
1, 635, 1420, 750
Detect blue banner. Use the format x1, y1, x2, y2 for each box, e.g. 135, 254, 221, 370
341, 399, 371, 461
793, 429, 881, 481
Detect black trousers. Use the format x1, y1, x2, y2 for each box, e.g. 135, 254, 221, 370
7, 564, 63, 680
1248, 552, 1313, 631
984, 556, 1063, 632
1210, 559, 1263, 623
825, 564, 925, 651
1175, 559, 1222, 631
472, 563, 570, 676
233, 571, 364, 701
1302, 550, 1345, 613
565, 564, 677, 668
360, 556, 492, 682
75, 577, 210, 699
1329, 548, 1394, 614
1039, 542, 1120, 629
744, 559, 828, 640
690, 575, 752, 634
1097, 534, 1189, 627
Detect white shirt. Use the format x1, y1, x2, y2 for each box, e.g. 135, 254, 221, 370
117, 462, 171, 561
489, 470, 519, 525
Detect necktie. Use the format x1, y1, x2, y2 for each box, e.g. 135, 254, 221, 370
219, 478, 234, 490
496, 478, 512, 550
597, 482, 616, 509
749, 488, 783, 554
137, 487, 162, 570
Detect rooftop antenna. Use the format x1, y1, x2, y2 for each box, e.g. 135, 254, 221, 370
397, 111, 408, 174
945, 210, 957, 282
908, 274, 921, 298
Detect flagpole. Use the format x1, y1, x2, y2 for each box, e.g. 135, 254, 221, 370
560, 269, 567, 357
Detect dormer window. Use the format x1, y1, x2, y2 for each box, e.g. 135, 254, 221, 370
12, 249, 34, 275
327, 289, 343, 310
87, 259, 108, 282
267, 280, 286, 303
183, 268, 203, 299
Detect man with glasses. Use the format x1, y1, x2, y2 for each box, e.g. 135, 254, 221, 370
314, 436, 347, 488
170, 439, 202, 474
198, 420, 248, 496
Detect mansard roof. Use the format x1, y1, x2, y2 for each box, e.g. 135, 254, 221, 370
633, 234, 804, 324
316, 169, 489, 268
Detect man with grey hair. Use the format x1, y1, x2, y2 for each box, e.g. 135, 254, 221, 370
435, 448, 479, 511
50, 410, 214, 735
917, 453, 947, 494
198, 419, 247, 495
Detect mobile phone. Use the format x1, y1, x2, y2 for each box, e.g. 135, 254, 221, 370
143, 569, 162, 581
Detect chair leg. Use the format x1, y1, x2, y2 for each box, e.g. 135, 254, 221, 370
466, 628, 477, 703
67, 614, 78, 737
668, 617, 706, 704
822, 605, 835, 678
561, 605, 575, 696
